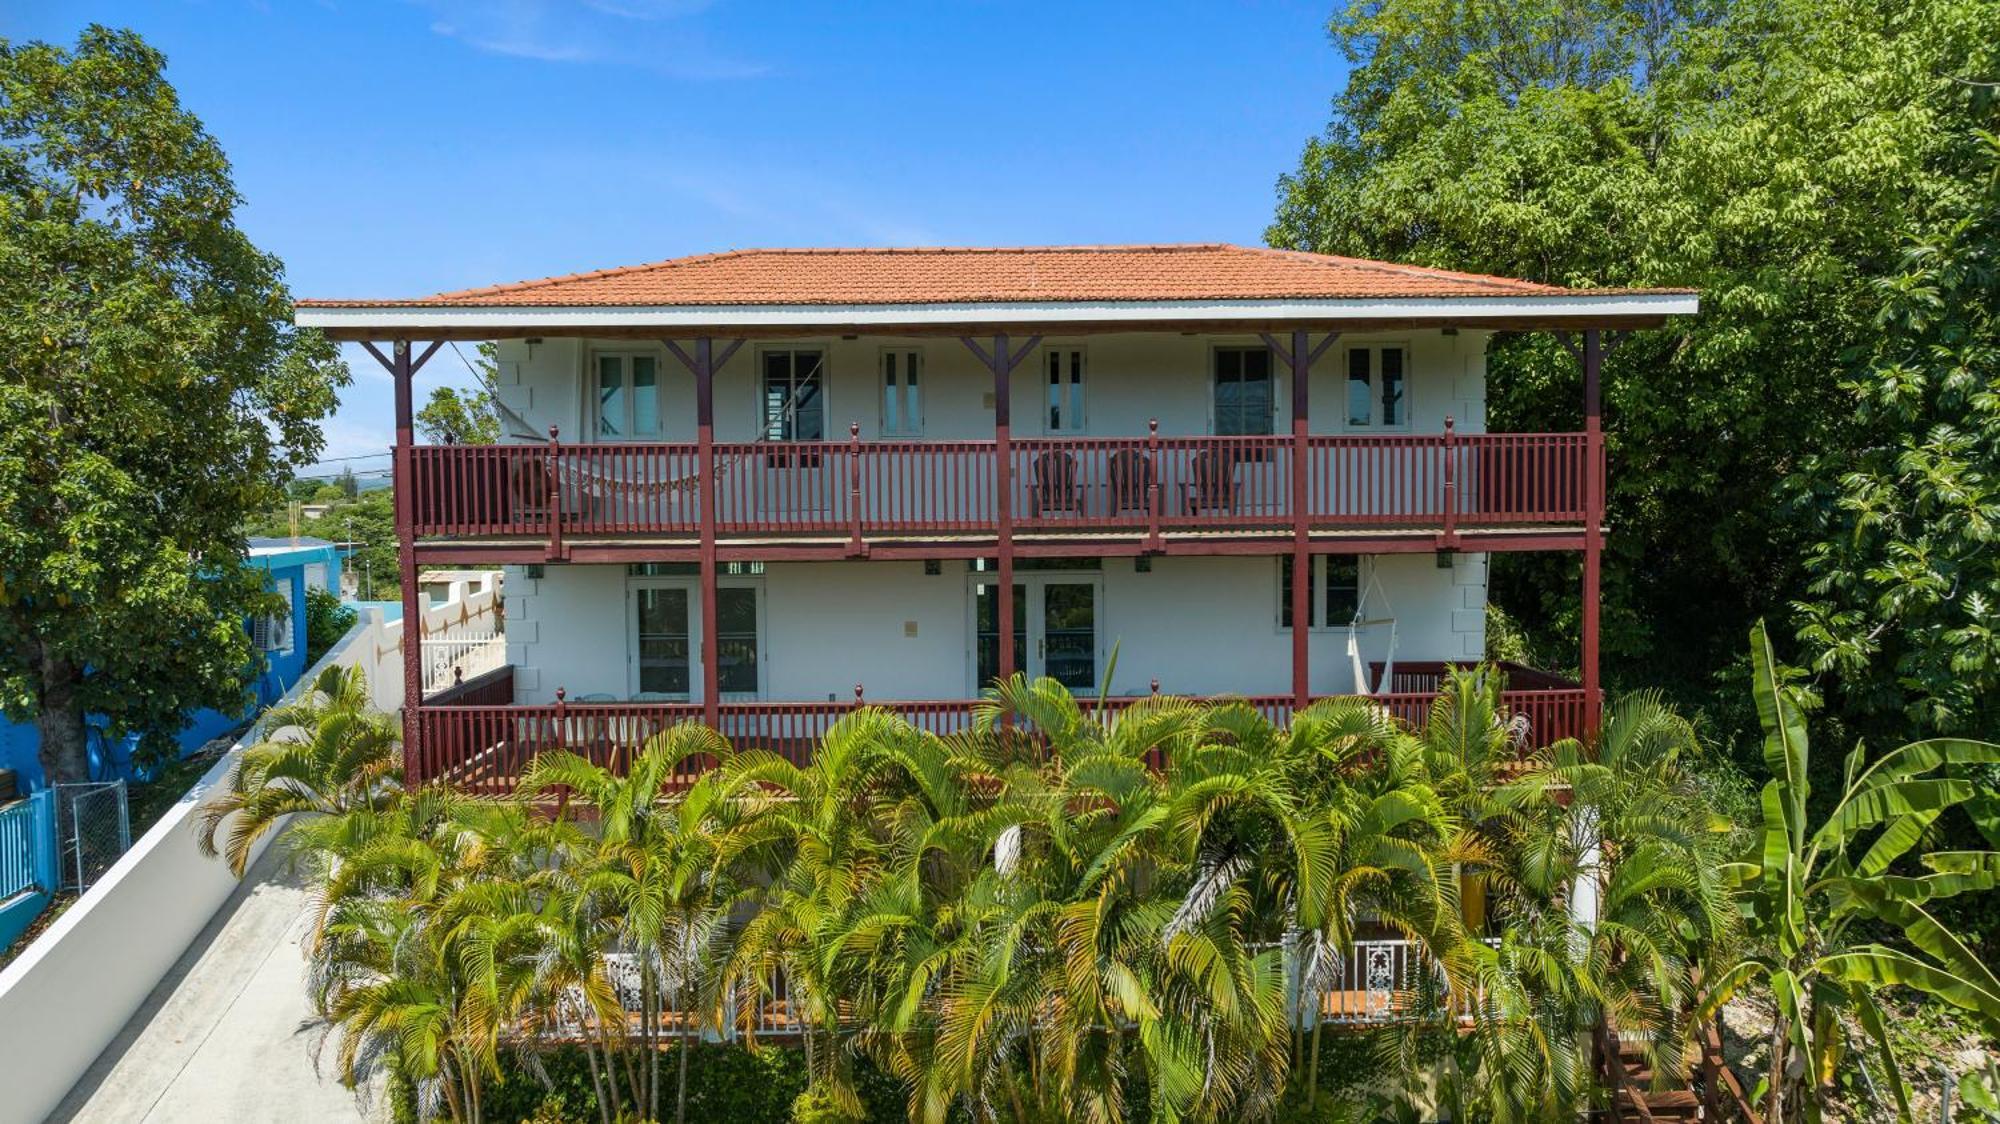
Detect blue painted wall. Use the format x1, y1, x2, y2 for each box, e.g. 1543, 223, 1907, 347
0, 539, 346, 792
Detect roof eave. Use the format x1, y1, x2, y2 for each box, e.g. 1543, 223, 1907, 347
295, 294, 1699, 341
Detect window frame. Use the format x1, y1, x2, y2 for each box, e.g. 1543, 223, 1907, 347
1041, 344, 1087, 435
1209, 343, 1278, 437
256, 579, 296, 654
588, 348, 665, 441
627, 577, 697, 700
1338, 342, 1413, 431
758, 346, 829, 443
1277, 555, 1366, 632
879, 347, 924, 437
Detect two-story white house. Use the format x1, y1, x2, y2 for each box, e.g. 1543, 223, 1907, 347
297, 244, 1695, 789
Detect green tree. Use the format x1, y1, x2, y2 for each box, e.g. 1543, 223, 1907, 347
417, 342, 500, 445
1269, 0, 2000, 749
0, 27, 347, 783
1698, 622, 2000, 1122
1793, 127, 2000, 736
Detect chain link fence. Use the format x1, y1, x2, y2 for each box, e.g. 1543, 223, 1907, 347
51, 781, 131, 893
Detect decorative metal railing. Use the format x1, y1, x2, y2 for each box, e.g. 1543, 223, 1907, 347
407, 429, 1593, 541
534, 938, 1478, 1044
415, 687, 1591, 792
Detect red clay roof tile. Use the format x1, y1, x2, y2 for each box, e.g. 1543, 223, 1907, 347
299, 243, 1684, 308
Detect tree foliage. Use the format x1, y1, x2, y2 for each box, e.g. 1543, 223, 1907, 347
1270, 0, 2000, 745
218, 670, 1748, 1123
0, 27, 347, 782
417, 342, 500, 446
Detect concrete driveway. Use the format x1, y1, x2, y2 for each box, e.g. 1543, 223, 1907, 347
49, 839, 382, 1123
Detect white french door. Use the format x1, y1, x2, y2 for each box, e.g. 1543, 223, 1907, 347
626, 579, 764, 700
969, 574, 1103, 692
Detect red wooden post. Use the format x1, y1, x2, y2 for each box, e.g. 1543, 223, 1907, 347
854, 682, 865, 707
1441, 415, 1459, 547
1582, 329, 1603, 737
994, 333, 1016, 684
961, 334, 1038, 686
1145, 418, 1163, 552
846, 421, 865, 556
364, 338, 442, 783
664, 336, 743, 732
1262, 330, 1334, 709
544, 424, 563, 561
695, 339, 721, 730
392, 341, 422, 781
1289, 330, 1311, 707
553, 686, 568, 751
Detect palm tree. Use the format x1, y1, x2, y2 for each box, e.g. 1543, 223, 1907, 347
519, 721, 735, 1124
1696, 622, 2000, 1122
715, 707, 945, 1119
910, 678, 1303, 1124
196, 662, 401, 875
1420, 670, 1736, 1122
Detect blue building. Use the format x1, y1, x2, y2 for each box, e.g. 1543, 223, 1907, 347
0, 537, 344, 792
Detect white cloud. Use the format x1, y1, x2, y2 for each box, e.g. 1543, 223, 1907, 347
416, 0, 767, 78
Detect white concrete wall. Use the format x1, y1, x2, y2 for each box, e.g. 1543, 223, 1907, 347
489, 329, 1491, 704
503, 553, 1485, 704
0, 618, 381, 1124
494, 329, 1488, 445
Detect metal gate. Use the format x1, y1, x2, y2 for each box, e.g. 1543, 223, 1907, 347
52, 780, 131, 893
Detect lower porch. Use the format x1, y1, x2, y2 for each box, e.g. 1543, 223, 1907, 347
416, 663, 1589, 792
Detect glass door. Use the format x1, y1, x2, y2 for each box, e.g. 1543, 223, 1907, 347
1037, 580, 1098, 690
631, 583, 695, 699
969, 575, 1100, 691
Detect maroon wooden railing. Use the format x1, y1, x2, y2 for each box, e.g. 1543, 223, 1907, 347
415, 687, 1592, 792
406, 431, 1593, 540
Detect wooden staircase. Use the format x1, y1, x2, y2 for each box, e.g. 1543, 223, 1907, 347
1595, 1021, 1762, 1123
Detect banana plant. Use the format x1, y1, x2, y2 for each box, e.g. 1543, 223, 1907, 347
1696, 621, 2000, 1123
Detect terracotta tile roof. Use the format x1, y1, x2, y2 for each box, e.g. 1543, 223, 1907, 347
299, 243, 1681, 308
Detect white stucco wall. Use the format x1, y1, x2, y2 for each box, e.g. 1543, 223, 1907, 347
488, 328, 1491, 705
503, 552, 1486, 703
493, 329, 1487, 445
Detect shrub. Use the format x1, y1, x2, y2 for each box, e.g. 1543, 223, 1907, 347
303, 585, 355, 665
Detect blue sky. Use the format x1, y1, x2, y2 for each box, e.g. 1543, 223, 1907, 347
16, 1, 1348, 471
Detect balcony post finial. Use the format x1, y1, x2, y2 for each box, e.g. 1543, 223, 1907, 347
1150, 678, 1160, 696
854, 682, 865, 706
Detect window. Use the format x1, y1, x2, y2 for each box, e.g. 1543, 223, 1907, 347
762, 349, 825, 441
1044, 347, 1085, 433
1278, 556, 1362, 628
1344, 346, 1408, 428
303, 562, 329, 592
716, 586, 760, 694
255, 582, 295, 653
881, 349, 923, 436
1213, 347, 1275, 436
595, 353, 661, 439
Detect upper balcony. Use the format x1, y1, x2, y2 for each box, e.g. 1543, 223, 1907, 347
298, 244, 1693, 564
407, 426, 1595, 562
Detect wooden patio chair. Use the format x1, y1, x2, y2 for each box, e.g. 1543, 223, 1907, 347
1182, 447, 1239, 514
1031, 450, 1084, 518
1107, 448, 1155, 513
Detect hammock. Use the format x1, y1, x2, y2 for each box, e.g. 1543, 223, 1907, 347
493, 382, 817, 502
1345, 562, 1398, 696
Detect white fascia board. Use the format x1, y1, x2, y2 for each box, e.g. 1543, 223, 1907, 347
295, 293, 1699, 332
